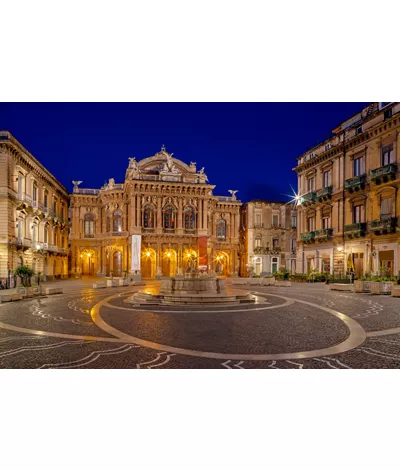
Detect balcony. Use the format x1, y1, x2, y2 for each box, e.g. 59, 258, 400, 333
370, 216, 397, 234
253, 246, 281, 254
344, 222, 366, 238
48, 244, 59, 253
301, 191, 316, 206
314, 228, 333, 241
345, 174, 366, 193
371, 163, 397, 185
253, 223, 264, 229
316, 186, 333, 202
300, 231, 315, 244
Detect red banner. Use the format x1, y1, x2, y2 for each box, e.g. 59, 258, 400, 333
198, 237, 208, 271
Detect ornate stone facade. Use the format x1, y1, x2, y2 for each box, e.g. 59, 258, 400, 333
295, 102, 400, 277
70, 147, 241, 279
240, 200, 297, 276
0, 132, 69, 281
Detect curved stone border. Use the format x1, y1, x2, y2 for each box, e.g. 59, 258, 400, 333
90, 291, 368, 361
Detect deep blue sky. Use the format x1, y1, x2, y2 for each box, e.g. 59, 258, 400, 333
0, 103, 368, 202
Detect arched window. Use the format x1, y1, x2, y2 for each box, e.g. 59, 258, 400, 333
217, 218, 227, 239
184, 206, 195, 230
163, 205, 175, 229
143, 205, 155, 228
113, 210, 122, 232
84, 213, 95, 237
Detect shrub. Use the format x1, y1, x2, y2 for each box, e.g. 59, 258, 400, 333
14, 265, 35, 287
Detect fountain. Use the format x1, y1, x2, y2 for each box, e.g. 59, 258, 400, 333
129, 268, 258, 306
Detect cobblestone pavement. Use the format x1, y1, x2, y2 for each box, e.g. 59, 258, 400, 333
0, 280, 400, 368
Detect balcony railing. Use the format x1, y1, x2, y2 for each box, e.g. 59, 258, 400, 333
345, 174, 366, 192
301, 191, 316, 206
300, 231, 315, 243
48, 244, 59, 252
316, 186, 333, 201
344, 222, 366, 237
73, 188, 100, 195
314, 228, 333, 240
371, 163, 397, 184
253, 246, 281, 254
370, 216, 397, 233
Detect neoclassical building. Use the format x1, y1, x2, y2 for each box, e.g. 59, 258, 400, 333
295, 102, 400, 277
70, 147, 241, 279
0, 132, 69, 281
239, 200, 297, 276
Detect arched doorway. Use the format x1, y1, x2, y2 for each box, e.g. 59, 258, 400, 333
183, 249, 197, 273
141, 248, 156, 280
214, 251, 229, 276
80, 249, 96, 275
162, 249, 177, 277
113, 251, 122, 277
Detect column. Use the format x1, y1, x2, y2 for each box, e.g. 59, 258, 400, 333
136, 195, 141, 228
203, 199, 207, 232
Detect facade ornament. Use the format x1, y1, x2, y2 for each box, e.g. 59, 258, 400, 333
198, 167, 208, 183
72, 181, 83, 192
189, 161, 197, 172
228, 190, 238, 201
126, 157, 141, 180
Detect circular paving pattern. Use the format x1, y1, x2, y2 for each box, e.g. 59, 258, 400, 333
1, 281, 400, 368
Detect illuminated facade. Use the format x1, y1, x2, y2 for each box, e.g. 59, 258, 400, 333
0, 132, 69, 280
240, 200, 297, 276
69, 147, 241, 279
295, 102, 400, 277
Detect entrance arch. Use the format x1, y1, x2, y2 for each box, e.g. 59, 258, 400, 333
162, 249, 177, 277
142, 248, 156, 280
214, 251, 229, 276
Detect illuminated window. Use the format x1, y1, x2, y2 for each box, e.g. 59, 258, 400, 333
217, 218, 226, 239
382, 144, 394, 166
184, 206, 195, 229
143, 205, 155, 228
84, 213, 95, 236
353, 156, 365, 177
163, 206, 175, 229
353, 205, 364, 223
113, 210, 122, 232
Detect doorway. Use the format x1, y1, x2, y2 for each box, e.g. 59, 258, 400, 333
353, 252, 364, 278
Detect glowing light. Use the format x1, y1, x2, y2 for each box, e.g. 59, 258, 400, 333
187, 253, 191, 258
36, 244, 41, 250
146, 251, 151, 257
284, 185, 303, 207
337, 246, 343, 252
167, 252, 171, 258
88, 253, 91, 257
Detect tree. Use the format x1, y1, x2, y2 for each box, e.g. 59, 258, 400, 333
14, 265, 35, 287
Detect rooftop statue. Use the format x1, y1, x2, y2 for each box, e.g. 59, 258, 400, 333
228, 189, 238, 200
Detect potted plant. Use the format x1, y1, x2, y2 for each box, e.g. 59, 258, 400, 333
370, 276, 396, 295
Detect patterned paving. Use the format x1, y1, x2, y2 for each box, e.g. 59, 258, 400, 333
0, 281, 399, 368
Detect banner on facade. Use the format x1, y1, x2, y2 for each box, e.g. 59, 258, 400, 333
131, 235, 141, 272
198, 236, 208, 271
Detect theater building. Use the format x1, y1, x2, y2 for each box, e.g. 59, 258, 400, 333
69, 147, 241, 279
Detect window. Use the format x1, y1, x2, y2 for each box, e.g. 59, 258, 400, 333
307, 216, 315, 232
44, 226, 48, 243
291, 215, 297, 228
143, 205, 155, 228
323, 169, 331, 188
307, 177, 315, 192
163, 206, 175, 229
353, 204, 364, 223
356, 126, 362, 135
32, 183, 38, 202
106, 216, 110, 232
272, 214, 279, 227
291, 238, 296, 251
380, 198, 393, 217
17, 173, 23, 199
17, 219, 23, 239
382, 144, 394, 166
254, 237, 261, 248
271, 257, 278, 273
44, 191, 48, 209
384, 108, 392, 120
53, 228, 58, 245
61, 235, 65, 248
217, 219, 226, 239
32, 224, 37, 244
113, 210, 122, 232
184, 206, 195, 230
325, 144, 331, 151
353, 156, 365, 177
272, 238, 279, 248
84, 213, 95, 237
322, 216, 330, 229
255, 214, 261, 226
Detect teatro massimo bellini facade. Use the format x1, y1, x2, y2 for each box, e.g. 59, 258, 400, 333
69, 147, 241, 279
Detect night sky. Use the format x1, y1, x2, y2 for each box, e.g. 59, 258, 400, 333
0, 103, 368, 202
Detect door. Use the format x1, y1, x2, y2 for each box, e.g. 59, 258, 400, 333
353, 253, 364, 278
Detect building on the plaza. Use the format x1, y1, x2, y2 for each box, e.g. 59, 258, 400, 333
0, 131, 70, 281
69, 146, 241, 279
294, 102, 400, 278
239, 200, 297, 276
